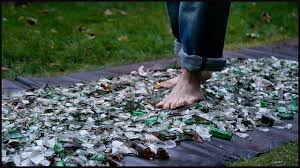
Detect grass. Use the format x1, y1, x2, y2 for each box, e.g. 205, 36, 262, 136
2, 2, 298, 79
229, 141, 298, 166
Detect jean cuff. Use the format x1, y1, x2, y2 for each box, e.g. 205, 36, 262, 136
174, 39, 182, 56
178, 48, 226, 72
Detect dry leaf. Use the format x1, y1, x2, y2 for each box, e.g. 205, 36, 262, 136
77, 25, 88, 32
118, 10, 128, 15
39, 8, 55, 14
104, 9, 112, 16
26, 17, 38, 25
49, 63, 60, 67
18, 16, 24, 21
2, 67, 10, 72
117, 35, 128, 42
261, 11, 272, 23
50, 29, 58, 33
87, 33, 96, 40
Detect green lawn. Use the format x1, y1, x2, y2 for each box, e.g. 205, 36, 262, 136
2, 2, 298, 79
229, 141, 298, 166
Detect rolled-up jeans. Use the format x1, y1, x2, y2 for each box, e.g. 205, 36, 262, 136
166, 2, 231, 72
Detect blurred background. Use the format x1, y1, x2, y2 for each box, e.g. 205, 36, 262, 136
2, 2, 298, 79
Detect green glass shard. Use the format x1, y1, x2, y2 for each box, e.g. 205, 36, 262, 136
277, 112, 294, 119
106, 76, 113, 80
277, 106, 287, 113
54, 143, 64, 154
131, 111, 145, 117
8, 133, 25, 139
91, 153, 107, 163
290, 104, 298, 112
209, 127, 233, 141
184, 119, 195, 125
144, 116, 158, 126
260, 99, 269, 108
55, 160, 66, 167
193, 115, 213, 125
195, 102, 209, 113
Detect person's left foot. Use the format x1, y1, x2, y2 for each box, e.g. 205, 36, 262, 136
159, 70, 212, 88
156, 69, 204, 109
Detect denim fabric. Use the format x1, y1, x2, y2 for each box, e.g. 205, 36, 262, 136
166, 2, 181, 43
166, 2, 231, 72
174, 39, 182, 55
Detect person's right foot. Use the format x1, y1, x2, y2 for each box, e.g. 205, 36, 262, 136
159, 71, 212, 88
156, 69, 204, 109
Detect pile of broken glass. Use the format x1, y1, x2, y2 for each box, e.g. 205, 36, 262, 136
2, 57, 298, 166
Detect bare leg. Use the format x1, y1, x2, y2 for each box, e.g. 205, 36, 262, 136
159, 70, 212, 88
156, 69, 204, 109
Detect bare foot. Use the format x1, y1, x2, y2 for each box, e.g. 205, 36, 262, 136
156, 69, 204, 109
159, 76, 180, 88
160, 70, 212, 88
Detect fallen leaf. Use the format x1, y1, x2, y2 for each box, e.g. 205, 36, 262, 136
261, 11, 272, 23
50, 29, 58, 33
18, 16, 24, 21
104, 9, 112, 16
271, 161, 283, 165
118, 10, 128, 15
86, 33, 96, 40
39, 8, 56, 14
49, 63, 60, 67
77, 25, 88, 32
56, 16, 64, 21
26, 17, 38, 25
117, 35, 128, 42
246, 32, 260, 39
2, 67, 10, 72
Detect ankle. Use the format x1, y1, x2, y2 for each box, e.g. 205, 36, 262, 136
181, 69, 202, 83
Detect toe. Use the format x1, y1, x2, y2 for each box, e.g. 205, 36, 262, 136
163, 102, 171, 109
160, 82, 174, 88
170, 102, 178, 109
159, 82, 169, 87
156, 99, 165, 108
175, 100, 186, 108
156, 102, 162, 108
